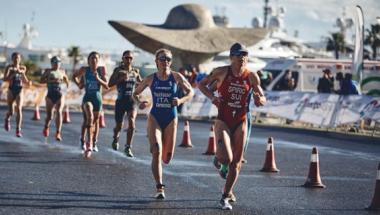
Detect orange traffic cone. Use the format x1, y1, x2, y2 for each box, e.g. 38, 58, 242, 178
303, 147, 325, 188
99, 111, 106, 128
31, 105, 40, 121
203, 125, 216, 155
260, 137, 279, 172
63, 105, 71, 123
179, 120, 192, 148
367, 163, 380, 210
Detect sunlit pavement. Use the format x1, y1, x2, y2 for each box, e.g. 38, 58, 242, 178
0, 107, 379, 215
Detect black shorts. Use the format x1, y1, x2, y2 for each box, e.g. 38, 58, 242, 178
47, 91, 62, 104
114, 98, 136, 123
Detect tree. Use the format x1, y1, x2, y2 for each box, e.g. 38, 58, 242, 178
23, 59, 40, 82
67, 46, 81, 74
326, 32, 345, 59
364, 24, 380, 60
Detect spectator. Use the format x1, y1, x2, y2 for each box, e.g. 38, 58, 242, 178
187, 65, 199, 87
341, 73, 360, 95
335, 72, 344, 94
257, 70, 272, 90
317, 68, 334, 93
279, 70, 295, 91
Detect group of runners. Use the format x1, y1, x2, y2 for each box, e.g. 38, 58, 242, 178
2, 43, 266, 210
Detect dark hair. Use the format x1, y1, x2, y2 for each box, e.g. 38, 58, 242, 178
87, 51, 100, 62
11, 52, 20, 59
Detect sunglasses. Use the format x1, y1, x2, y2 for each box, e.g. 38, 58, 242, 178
232, 52, 248, 57
158, 56, 172, 62
123, 56, 133, 60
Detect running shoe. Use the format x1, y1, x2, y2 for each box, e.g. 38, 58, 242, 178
43, 127, 49, 137
242, 158, 247, 163
213, 156, 221, 170
93, 141, 99, 152
16, 129, 22, 138
4, 119, 10, 131
219, 194, 233, 210
124, 145, 134, 157
155, 184, 165, 199
111, 138, 119, 150
55, 132, 62, 141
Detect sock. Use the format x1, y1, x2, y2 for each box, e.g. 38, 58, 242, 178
221, 164, 229, 172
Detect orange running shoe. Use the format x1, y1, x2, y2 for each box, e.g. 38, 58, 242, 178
43, 127, 49, 137
16, 129, 22, 138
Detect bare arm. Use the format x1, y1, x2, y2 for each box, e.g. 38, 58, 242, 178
250, 72, 266, 107
40, 69, 50, 83
19, 66, 30, 85
3, 65, 13, 81
173, 72, 194, 106
63, 71, 70, 88
96, 66, 109, 90
198, 67, 225, 106
108, 68, 123, 87
72, 67, 86, 89
133, 74, 152, 103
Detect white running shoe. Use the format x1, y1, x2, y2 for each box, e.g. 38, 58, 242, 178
219, 197, 232, 210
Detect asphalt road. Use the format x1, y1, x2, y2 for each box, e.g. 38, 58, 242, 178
0, 107, 379, 215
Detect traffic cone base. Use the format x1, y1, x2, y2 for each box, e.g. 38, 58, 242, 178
303, 147, 325, 189
179, 121, 192, 148
203, 125, 215, 155
260, 137, 279, 173
367, 163, 380, 210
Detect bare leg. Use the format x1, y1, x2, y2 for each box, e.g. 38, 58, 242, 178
214, 120, 233, 166
81, 106, 87, 143
147, 115, 163, 186
161, 118, 178, 164
44, 98, 54, 129
83, 103, 94, 148
126, 109, 137, 147
15, 93, 24, 131
93, 111, 100, 143
224, 121, 247, 195
55, 97, 65, 134
5, 91, 15, 121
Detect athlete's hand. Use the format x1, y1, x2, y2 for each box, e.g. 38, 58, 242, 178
139, 101, 149, 110
253, 92, 266, 107
211, 96, 221, 107
172, 97, 180, 106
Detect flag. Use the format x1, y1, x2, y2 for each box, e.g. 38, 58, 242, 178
351, 5, 364, 93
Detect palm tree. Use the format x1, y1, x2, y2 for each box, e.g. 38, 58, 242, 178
364, 24, 380, 60
326, 32, 345, 59
67, 46, 81, 74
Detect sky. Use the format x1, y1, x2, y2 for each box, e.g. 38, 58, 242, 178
0, 0, 379, 54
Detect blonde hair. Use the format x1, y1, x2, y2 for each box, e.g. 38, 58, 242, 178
155, 48, 172, 59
